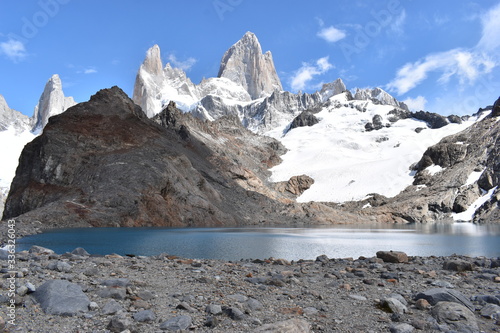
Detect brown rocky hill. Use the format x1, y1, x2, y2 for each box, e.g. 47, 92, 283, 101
2, 87, 369, 229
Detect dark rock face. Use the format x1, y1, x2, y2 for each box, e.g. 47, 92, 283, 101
287, 111, 319, 132
2, 87, 274, 227
491, 97, 500, 118
411, 111, 449, 129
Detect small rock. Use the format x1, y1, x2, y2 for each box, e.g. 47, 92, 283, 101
16, 285, 28, 296
137, 290, 154, 300
133, 309, 155, 322
389, 323, 414, 333
107, 315, 133, 333
100, 278, 130, 287
71, 247, 90, 256
47, 261, 72, 272
89, 302, 99, 311
177, 301, 196, 312
26, 282, 36, 293
381, 298, 407, 315
97, 287, 127, 300
443, 259, 474, 272
480, 303, 500, 319
160, 315, 192, 331
254, 318, 311, 332
303, 307, 319, 316
132, 299, 150, 310
316, 255, 329, 264
431, 301, 478, 332
227, 293, 248, 302
206, 304, 222, 315
226, 307, 245, 320
349, 295, 367, 301
415, 298, 431, 310
376, 251, 408, 263
29, 245, 54, 255
431, 280, 454, 288
245, 298, 263, 311
101, 299, 123, 315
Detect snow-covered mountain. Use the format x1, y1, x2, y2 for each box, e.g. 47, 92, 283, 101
268, 92, 487, 203
0, 74, 74, 215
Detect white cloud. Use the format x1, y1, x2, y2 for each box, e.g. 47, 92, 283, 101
477, 2, 500, 51
83, 68, 97, 74
167, 54, 197, 71
386, 48, 495, 95
317, 26, 347, 43
291, 56, 333, 91
0, 39, 27, 63
403, 96, 427, 111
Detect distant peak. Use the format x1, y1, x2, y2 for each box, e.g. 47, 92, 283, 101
218, 32, 282, 99
142, 44, 163, 76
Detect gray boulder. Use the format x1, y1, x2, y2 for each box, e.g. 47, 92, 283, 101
32, 279, 90, 316
160, 315, 192, 331
133, 309, 156, 322
415, 288, 474, 311
431, 301, 479, 333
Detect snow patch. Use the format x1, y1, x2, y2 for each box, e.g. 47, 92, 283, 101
425, 164, 445, 176
452, 186, 497, 222
463, 169, 484, 187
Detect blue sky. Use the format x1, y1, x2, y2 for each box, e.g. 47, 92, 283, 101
1, 0, 499, 117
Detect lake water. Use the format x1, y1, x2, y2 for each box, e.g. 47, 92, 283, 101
16, 223, 500, 261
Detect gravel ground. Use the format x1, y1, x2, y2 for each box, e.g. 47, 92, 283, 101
1, 245, 500, 333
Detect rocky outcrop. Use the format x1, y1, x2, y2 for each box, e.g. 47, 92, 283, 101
32, 74, 76, 132
287, 111, 319, 132
354, 87, 408, 111
319, 79, 346, 101
0, 95, 32, 132
3, 87, 371, 228
351, 100, 500, 223
218, 32, 282, 99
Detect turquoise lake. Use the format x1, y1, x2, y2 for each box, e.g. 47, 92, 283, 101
16, 223, 500, 261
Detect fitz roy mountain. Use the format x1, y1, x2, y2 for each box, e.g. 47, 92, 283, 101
1, 31, 499, 227
0, 74, 75, 216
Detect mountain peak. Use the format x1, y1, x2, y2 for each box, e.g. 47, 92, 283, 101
143, 44, 163, 76
218, 32, 282, 99
32, 74, 76, 132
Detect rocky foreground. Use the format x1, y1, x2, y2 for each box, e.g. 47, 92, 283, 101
0, 246, 499, 333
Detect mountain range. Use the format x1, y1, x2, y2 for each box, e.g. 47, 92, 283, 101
0, 32, 498, 226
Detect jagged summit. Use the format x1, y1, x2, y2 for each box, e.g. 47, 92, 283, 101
142, 44, 163, 76
217, 31, 283, 99
354, 87, 408, 111
32, 74, 76, 132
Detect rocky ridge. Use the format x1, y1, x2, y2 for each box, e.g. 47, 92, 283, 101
345, 99, 500, 224
217, 31, 283, 100
1, 246, 499, 332
2, 86, 373, 232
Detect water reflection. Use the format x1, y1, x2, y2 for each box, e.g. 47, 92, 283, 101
16, 223, 500, 260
